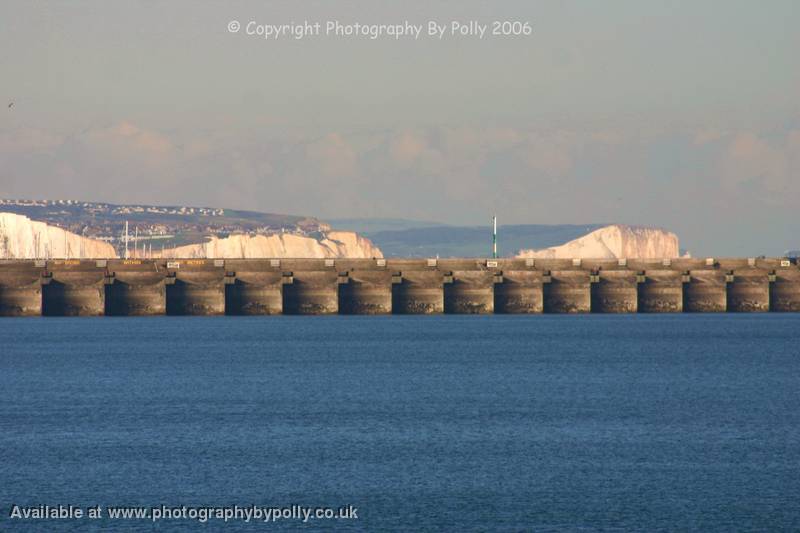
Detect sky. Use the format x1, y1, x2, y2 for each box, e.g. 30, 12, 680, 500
0, 0, 798, 255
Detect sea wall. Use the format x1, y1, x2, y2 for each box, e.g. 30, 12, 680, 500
0, 257, 797, 316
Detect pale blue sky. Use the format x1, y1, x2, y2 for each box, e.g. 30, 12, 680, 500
1, 1, 798, 254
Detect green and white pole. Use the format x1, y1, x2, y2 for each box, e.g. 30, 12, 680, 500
492, 215, 497, 259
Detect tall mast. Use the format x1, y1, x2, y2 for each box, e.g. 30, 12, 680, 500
124, 221, 129, 259
492, 215, 497, 259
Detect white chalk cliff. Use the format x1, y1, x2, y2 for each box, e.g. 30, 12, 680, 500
160, 231, 383, 259
516, 225, 680, 259
0, 212, 117, 259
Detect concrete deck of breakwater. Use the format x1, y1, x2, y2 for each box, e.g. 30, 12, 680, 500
0, 257, 798, 316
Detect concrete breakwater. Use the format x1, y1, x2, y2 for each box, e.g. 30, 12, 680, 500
0, 257, 798, 316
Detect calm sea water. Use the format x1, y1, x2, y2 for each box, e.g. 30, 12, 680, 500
1, 315, 799, 531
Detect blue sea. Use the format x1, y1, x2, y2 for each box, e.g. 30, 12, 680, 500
1, 315, 799, 531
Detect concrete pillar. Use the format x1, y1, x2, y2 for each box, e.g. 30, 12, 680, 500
0, 262, 42, 316
543, 271, 591, 313
105, 261, 166, 315
282, 270, 339, 314
339, 271, 392, 314
166, 261, 225, 315
494, 271, 543, 314
770, 269, 800, 312
727, 270, 770, 312
638, 270, 683, 313
42, 260, 106, 316
444, 270, 494, 314
683, 270, 726, 312
392, 270, 443, 314
591, 270, 638, 313
225, 272, 283, 315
